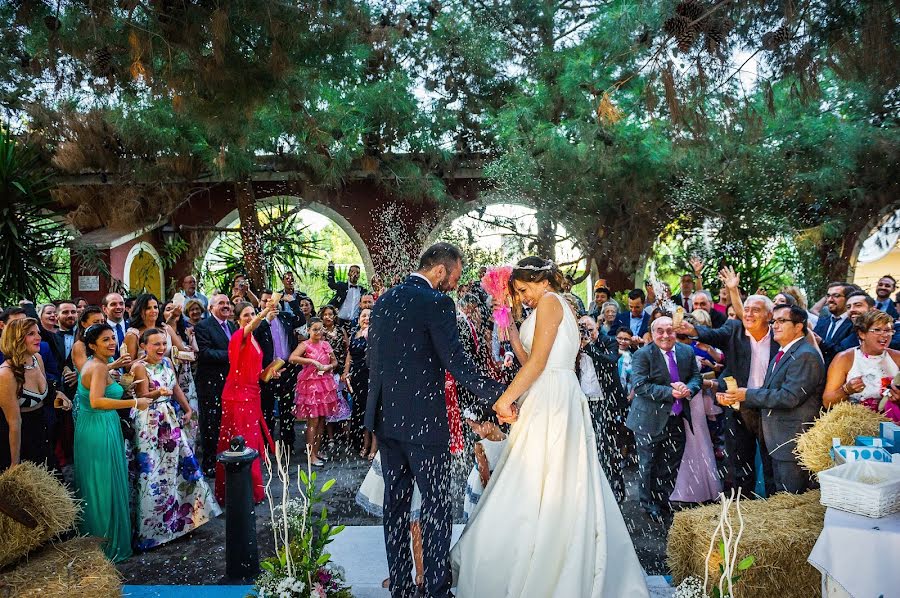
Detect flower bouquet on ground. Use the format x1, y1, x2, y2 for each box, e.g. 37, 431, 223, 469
480, 265, 513, 340
254, 443, 352, 598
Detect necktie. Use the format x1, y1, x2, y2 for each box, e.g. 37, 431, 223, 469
221, 320, 231, 340
827, 316, 840, 340
666, 350, 683, 416
773, 349, 785, 370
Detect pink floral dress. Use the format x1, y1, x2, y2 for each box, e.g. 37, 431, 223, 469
293, 341, 339, 419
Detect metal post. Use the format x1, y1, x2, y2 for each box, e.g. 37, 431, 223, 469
217, 435, 260, 584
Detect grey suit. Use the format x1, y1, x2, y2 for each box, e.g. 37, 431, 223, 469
744, 336, 824, 493
626, 342, 702, 512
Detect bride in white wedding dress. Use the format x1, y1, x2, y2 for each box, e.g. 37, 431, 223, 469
451, 257, 649, 598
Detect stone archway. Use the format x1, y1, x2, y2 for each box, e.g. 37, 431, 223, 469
197, 196, 376, 280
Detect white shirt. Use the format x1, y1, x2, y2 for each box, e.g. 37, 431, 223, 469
410, 273, 434, 289
745, 327, 772, 389
825, 311, 850, 340
579, 353, 603, 400
339, 284, 363, 321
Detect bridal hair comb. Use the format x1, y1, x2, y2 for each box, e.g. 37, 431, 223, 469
514, 261, 555, 272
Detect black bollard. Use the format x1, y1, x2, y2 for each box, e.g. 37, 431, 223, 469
217, 435, 260, 584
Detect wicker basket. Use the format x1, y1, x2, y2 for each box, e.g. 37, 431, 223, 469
818, 461, 900, 518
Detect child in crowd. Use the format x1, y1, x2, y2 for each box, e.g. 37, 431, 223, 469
462, 414, 508, 523
289, 317, 338, 467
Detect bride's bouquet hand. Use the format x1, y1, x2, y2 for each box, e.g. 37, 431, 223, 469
493, 400, 518, 425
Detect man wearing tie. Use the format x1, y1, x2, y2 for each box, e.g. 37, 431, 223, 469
813, 282, 855, 367
101, 293, 129, 359
875, 275, 899, 319
627, 316, 702, 520
328, 261, 368, 330
194, 294, 235, 477
720, 304, 824, 493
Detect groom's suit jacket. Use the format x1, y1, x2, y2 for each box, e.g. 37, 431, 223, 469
365, 275, 505, 446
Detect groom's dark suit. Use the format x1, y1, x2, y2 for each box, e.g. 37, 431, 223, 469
365, 275, 504, 598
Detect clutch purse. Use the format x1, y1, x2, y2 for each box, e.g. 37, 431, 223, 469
261, 358, 286, 382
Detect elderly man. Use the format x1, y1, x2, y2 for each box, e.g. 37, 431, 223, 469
179, 274, 209, 312
626, 316, 702, 520
720, 304, 824, 493
690, 290, 727, 328
194, 294, 235, 476
813, 282, 855, 367
676, 266, 777, 497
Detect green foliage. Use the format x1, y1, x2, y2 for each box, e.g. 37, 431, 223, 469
0, 127, 71, 305
710, 540, 755, 598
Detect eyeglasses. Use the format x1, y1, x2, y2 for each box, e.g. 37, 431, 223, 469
826, 293, 845, 299
867, 328, 895, 336
769, 318, 796, 326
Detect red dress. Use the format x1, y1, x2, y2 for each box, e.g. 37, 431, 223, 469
215, 329, 274, 505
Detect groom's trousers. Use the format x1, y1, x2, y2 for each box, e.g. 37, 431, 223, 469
379, 437, 452, 598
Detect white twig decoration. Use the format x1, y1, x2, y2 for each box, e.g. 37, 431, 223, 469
703, 489, 746, 598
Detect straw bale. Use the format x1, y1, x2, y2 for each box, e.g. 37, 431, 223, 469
795, 403, 887, 473
0, 462, 79, 568
0, 537, 120, 597
667, 490, 825, 598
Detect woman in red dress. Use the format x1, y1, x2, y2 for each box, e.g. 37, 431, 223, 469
215, 300, 277, 505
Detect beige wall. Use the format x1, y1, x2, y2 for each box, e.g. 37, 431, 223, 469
854, 246, 900, 295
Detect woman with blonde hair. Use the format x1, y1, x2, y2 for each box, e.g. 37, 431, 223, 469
0, 318, 71, 470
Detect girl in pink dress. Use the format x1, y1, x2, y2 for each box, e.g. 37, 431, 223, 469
290, 317, 338, 466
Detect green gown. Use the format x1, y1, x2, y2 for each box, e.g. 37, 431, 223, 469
74, 363, 133, 563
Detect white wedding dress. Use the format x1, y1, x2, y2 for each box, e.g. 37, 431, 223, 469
451, 293, 649, 598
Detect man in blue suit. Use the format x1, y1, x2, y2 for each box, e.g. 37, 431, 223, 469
365, 243, 505, 598
812, 282, 855, 367
875, 275, 899, 319
614, 289, 651, 350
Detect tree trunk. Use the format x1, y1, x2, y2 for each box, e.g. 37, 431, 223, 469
535, 208, 556, 262
235, 181, 266, 290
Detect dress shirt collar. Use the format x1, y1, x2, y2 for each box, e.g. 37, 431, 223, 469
410, 273, 434, 289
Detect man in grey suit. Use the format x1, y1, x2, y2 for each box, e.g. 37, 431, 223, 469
720, 304, 824, 493
626, 316, 702, 520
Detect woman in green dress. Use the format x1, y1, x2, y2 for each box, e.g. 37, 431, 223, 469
74, 323, 150, 563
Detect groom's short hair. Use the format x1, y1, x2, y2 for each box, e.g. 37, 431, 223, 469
418, 242, 463, 272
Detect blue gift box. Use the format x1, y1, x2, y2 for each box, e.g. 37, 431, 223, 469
857, 435, 897, 453
831, 438, 894, 464
880, 422, 900, 446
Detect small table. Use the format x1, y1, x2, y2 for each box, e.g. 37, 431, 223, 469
808, 507, 900, 598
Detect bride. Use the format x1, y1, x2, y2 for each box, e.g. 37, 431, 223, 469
451, 256, 649, 597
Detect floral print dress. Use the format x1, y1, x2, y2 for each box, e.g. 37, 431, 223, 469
132, 358, 221, 550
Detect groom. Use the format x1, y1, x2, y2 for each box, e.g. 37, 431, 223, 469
365, 243, 506, 598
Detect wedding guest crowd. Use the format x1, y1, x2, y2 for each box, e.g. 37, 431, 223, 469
3, 253, 899, 564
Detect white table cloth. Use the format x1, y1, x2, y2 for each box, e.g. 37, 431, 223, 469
808, 507, 900, 598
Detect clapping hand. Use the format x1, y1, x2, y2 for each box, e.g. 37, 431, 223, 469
671, 382, 691, 399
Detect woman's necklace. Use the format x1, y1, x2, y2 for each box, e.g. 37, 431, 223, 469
23, 354, 39, 370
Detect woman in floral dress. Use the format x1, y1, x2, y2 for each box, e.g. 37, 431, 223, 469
131, 328, 221, 550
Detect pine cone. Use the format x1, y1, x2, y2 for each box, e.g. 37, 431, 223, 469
675, 0, 705, 21
95, 47, 113, 74
762, 25, 790, 50
677, 29, 697, 52
664, 15, 692, 37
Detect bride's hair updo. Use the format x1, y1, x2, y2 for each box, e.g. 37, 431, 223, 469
508, 256, 565, 318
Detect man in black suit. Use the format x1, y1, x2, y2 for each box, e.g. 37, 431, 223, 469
671, 272, 697, 311
328, 261, 369, 329
875, 275, 899, 319
276, 271, 310, 316
690, 290, 727, 328
365, 243, 505, 598
614, 289, 651, 350
813, 282, 855, 367
721, 304, 825, 493
194, 293, 235, 477
626, 316, 702, 520
678, 286, 778, 498
254, 291, 303, 452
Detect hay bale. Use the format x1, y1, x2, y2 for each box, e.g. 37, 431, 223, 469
0, 462, 79, 567
0, 537, 121, 597
795, 403, 887, 473
667, 490, 825, 598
